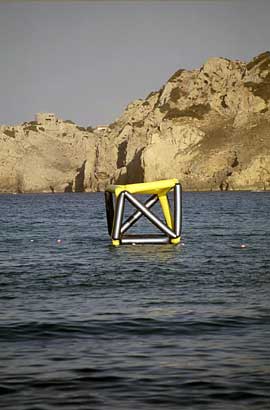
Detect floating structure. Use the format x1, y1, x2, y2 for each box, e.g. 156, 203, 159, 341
105, 179, 182, 246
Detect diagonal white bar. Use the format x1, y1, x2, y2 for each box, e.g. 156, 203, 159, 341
124, 191, 177, 239
121, 194, 159, 234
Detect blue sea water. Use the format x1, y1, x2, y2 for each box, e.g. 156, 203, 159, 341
0, 191, 270, 410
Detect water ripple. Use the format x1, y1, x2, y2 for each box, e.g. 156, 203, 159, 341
0, 192, 270, 409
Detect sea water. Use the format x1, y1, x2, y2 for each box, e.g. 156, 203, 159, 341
0, 192, 270, 409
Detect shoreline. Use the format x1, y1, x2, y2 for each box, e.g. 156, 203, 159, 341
0, 188, 269, 196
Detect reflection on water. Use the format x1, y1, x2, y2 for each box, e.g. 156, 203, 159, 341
109, 243, 182, 263
0, 192, 270, 410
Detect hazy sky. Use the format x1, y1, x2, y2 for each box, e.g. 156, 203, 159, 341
1, 0, 270, 126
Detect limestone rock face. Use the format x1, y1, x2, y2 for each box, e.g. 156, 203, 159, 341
0, 120, 97, 193
95, 51, 270, 192
0, 52, 270, 193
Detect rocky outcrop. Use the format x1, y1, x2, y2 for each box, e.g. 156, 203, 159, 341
0, 120, 97, 193
89, 51, 270, 192
0, 52, 270, 193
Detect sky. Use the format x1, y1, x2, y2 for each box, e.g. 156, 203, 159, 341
1, 0, 270, 127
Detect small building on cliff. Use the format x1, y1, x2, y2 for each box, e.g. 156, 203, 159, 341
35, 113, 63, 130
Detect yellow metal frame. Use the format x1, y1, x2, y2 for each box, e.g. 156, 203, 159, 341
105, 179, 181, 246
106, 178, 179, 197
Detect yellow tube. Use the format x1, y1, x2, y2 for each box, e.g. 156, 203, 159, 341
170, 237, 181, 245
158, 193, 173, 229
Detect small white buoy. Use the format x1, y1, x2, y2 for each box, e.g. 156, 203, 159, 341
30, 239, 34, 242
240, 244, 247, 248
57, 239, 62, 244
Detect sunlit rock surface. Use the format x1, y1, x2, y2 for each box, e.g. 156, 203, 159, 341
0, 52, 270, 193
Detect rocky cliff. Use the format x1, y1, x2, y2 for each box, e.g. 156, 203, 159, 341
0, 119, 97, 193
1, 52, 270, 193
